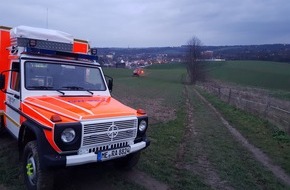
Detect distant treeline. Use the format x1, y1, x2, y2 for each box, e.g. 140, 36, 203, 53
97, 44, 290, 62
206, 44, 290, 62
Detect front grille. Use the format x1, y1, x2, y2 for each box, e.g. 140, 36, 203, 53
82, 118, 137, 147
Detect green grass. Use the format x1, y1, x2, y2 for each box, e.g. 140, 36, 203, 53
105, 64, 290, 189
138, 107, 210, 189
208, 60, 290, 92
147, 62, 186, 70
104, 65, 211, 189
270, 91, 290, 101
103, 64, 186, 108
1, 63, 290, 189
197, 88, 290, 176
0, 135, 25, 190
188, 87, 288, 189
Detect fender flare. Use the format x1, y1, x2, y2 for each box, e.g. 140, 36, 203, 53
18, 120, 58, 169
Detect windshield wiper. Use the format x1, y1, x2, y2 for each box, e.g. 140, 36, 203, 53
27, 86, 53, 90
27, 86, 66, 95
61, 86, 84, 90
56, 90, 65, 95
60, 86, 94, 95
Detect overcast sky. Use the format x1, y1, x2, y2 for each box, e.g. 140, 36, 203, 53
1, 0, 290, 47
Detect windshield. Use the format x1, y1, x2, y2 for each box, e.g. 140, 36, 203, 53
25, 62, 106, 91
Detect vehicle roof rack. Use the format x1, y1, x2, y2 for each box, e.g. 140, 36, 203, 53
25, 47, 98, 61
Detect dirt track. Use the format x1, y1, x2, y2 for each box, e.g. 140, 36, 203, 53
175, 86, 234, 190
53, 164, 169, 190
193, 88, 290, 187
1, 84, 290, 189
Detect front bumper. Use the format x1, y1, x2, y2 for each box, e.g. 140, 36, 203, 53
43, 140, 150, 168
67, 141, 148, 166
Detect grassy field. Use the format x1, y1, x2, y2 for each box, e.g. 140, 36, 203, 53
0, 135, 24, 190
104, 64, 290, 189
0, 63, 290, 189
104, 64, 186, 118
104, 65, 212, 189
187, 87, 288, 189
105, 65, 209, 189
197, 88, 290, 175
208, 60, 290, 92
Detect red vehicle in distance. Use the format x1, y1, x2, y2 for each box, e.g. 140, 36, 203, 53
132, 67, 145, 77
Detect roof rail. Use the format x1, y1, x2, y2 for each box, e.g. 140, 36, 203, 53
25, 47, 98, 61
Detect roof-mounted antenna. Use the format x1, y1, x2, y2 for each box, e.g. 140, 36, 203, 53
46, 8, 49, 29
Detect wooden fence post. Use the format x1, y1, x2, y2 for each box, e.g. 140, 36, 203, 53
263, 98, 271, 117
228, 88, 232, 103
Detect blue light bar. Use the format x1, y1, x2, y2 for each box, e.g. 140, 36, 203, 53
25, 47, 98, 61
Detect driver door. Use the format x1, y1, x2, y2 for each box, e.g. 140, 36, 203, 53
5, 62, 21, 138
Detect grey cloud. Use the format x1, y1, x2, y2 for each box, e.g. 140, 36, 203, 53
0, 0, 289, 47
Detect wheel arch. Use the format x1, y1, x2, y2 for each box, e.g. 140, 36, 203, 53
18, 123, 37, 159
18, 120, 58, 170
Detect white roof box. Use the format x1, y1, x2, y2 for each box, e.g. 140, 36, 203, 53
10, 25, 73, 44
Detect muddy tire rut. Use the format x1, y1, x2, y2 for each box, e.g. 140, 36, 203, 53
175, 86, 234, 190
52, 164, 169, 190
193, 88, 290, 187
1, 82, 290, 189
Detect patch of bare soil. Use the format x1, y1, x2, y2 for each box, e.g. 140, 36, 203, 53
0, 184, 8, 190
53, 163, 169, 190
175, 86, 234, 190
117, 96, 176, 124
193, 88, 290, 187
124, 169, 169, 190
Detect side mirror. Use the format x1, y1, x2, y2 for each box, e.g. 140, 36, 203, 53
105, 75, 113, 92
0, 74, 5, 89
108, 79, 113, 92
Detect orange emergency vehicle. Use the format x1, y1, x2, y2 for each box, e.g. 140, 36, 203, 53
0, 25, 150, 189
133, 67, 145, 77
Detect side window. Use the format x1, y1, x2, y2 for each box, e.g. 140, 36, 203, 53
10, 62, 20, 92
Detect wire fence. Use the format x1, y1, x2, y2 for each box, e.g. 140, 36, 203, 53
198, 82, 290, 134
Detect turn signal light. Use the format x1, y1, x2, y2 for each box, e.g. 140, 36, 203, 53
50, 114, 62, 122
137, 109, 146, 115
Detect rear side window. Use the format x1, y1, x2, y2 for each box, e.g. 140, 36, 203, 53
10, 62, 20, 92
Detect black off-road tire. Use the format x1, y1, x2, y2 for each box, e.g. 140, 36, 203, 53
114, 151, 141, 170
0, 115, 6, 136
23, 141, 54, 190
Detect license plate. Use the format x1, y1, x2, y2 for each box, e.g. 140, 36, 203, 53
97, 147, 130, 161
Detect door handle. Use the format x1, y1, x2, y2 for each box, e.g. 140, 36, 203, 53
14, 94, 20, 99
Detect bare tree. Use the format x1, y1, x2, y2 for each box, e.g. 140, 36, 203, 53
185, 36, 205, 84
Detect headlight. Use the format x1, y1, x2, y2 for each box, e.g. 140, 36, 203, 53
138, 120, 147, 132
61, 128, 76, 143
